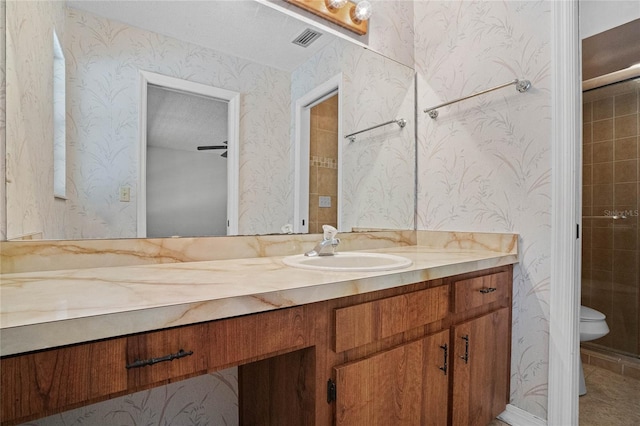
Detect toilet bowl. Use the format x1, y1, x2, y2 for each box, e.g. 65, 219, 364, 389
579, 305, 609, 396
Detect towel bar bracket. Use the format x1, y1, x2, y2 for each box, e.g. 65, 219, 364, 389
515, 79, 531, 93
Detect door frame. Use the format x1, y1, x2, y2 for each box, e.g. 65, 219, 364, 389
137, 70, 240, 237
293, 74, 343, 234
547, 1, 581, 425
498, 3, 580, 425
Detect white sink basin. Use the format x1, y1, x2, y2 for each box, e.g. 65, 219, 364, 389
282, 252, 412, 272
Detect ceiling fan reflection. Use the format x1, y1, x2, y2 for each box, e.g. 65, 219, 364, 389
197, 141, 227, 158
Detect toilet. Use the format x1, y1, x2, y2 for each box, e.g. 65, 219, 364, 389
579, 305, 610, 396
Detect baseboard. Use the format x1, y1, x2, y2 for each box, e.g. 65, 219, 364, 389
498, 404, 547, 426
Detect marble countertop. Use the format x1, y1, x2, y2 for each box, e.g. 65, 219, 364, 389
1, 241, 518, 357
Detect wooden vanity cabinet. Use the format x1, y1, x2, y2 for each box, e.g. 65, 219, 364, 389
1, 305, 314, 426
447, 267, 513, 426
326, 265, 512, 426
0, 265, 512, 426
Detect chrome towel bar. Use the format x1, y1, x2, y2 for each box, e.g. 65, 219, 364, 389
345, 118, 406, 142
424, 78, 531, 119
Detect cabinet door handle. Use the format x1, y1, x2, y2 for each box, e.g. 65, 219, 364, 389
126, 349, 193, 369
459, 335, 469, 364
327, 379, 337, 403
438, 344, 448, 375
479, 287, 497, 294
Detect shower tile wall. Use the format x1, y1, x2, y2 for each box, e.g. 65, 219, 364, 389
582, 79, 640, 357
308, 95, 338, 234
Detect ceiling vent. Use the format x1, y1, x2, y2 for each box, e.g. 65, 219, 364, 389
292, 28, 322, 47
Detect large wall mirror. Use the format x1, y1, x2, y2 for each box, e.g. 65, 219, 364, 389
4, 0, 416, 241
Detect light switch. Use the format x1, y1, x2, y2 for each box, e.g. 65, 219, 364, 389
119, 186, 130, 202
319, 196, 331, 208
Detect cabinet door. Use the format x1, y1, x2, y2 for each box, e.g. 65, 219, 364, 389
334, 330, 449, 426
451, 307, 510, 426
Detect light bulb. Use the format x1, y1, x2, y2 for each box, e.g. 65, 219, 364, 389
326, 0, 348, 10
351, 0, 372, 23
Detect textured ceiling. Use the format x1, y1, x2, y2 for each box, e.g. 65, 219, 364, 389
67, 0, 334, 72
146, 85, 228, 152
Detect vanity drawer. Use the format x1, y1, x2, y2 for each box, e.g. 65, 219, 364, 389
451, 270, 510, 313
126, 323, 209, 388
334, 285, 449, 353
1, 338, 127, 424
208, 305, 310, 368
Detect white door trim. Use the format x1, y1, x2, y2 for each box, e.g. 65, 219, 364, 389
137, 70, 240, 237
293, 74, 343, 234
548, 1, 581, 425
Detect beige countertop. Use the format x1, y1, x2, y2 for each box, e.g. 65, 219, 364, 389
0, 231, 518, 356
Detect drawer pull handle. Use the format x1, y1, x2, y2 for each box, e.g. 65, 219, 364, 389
126, 349, 193, 369
460, 335, 469, 364
479, 287, 497, 294
439, 344, 448, 375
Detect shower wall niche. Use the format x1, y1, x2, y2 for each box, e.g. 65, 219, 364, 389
582, 77, 640, 357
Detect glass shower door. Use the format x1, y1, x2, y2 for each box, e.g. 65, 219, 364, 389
582, 76, 639, 358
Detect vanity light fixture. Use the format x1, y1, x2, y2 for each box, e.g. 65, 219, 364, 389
285, 0, 370, 35
326, 0, 348, 10
350, 0, 372, 23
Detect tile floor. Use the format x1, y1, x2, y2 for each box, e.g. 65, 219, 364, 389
487, 363, 640, 426
579, 364, 640, 425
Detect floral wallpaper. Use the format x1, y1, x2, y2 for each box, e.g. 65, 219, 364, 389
340, 44, 415, 231
366, 0, 415, 67
414, 1, 552, 419
5, 0, 68, 240
21, 369, 239, 426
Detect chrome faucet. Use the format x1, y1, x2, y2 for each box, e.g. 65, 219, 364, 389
305, 225, 340, 257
